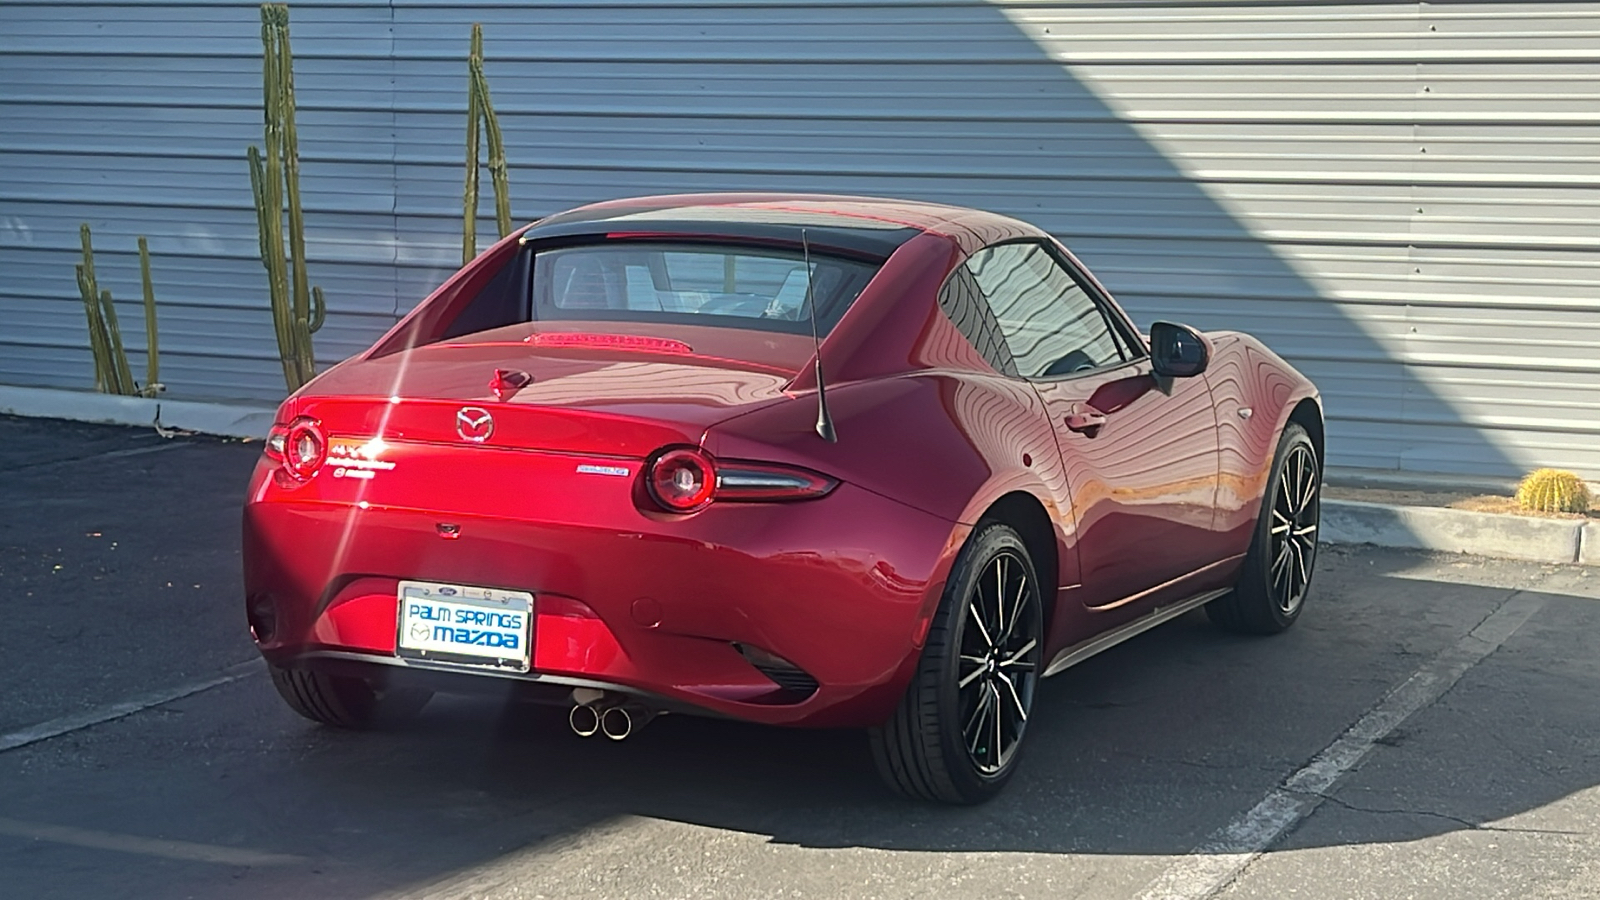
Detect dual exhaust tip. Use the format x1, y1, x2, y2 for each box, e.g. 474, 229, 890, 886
569, 702, 653, 741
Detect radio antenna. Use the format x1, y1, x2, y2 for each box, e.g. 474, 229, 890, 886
802, 229, 837, 443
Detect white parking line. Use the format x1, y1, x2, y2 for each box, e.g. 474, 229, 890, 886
0, 659, 263, 754
0, 815, 305, 866
1136, 590, 1545, 900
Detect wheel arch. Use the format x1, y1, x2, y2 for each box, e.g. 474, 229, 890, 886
1286, 396, 1324, 467
975, 490, 1060, 633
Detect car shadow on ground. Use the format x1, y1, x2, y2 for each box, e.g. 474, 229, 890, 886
4, 421, 1594, 899
3, 541, 1595, 898
213, 546, 1597, 895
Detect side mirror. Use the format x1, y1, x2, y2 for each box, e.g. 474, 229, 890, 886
1149, 321, 1210, 378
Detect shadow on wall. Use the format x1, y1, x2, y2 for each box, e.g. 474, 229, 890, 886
0, 2, 1543, 480
399, 1, 1521, 481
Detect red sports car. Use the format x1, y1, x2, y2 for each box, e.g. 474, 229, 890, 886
244, 193, 1322, 803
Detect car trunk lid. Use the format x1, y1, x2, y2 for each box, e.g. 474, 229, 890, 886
287, 322, 811, 458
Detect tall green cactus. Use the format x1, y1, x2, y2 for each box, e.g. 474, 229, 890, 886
138, 237, 162, 396
463, 23, 512, 265
74, 224, 161, 397
476, 38, 512, 241
248, 2, 324, 392
76, 224, 118, 394
462, 27, 482, 267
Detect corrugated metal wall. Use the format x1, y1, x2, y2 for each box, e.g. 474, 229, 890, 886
3, 1, 1597, 479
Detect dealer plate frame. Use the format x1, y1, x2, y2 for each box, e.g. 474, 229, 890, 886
396, 580, 534, 673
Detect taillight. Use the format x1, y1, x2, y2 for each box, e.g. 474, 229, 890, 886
715, 461, 837, 501
647, 448, 716, 512
644, 448, 837, 513
265, 417, 327, 481
265, 426, 287, 462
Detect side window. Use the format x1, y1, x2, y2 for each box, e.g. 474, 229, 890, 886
967, 242, 1127, 379
936, 265, 1017, 375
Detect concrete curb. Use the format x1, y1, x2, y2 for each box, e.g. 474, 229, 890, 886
1323, 499, 1595, 567
0, 386, 275, 440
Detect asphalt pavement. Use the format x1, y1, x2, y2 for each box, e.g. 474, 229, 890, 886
1, 414, 1597, 900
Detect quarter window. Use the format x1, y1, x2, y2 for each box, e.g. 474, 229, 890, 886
966, 242, 1127, 379
936, 265, 1017, 375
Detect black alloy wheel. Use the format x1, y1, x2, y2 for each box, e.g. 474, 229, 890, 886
1269, 439, 1320, 616
871, 523, 1044, 804
1208, 422, 1320, 634
957, 547, 1039, 776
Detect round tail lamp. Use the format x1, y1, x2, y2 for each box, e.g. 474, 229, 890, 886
647, 448, 716, 512
267, 417, 328, 481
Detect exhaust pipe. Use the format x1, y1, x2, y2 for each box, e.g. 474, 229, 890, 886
567, 688, 659, 741
599, 704, 658, 741
600, 705, 634, 741
568, 703, 600, 738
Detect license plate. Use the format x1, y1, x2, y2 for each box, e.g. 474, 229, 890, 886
396, 581, 533, 671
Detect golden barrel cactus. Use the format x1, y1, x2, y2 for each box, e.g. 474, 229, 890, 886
1515, 469, 1591, 514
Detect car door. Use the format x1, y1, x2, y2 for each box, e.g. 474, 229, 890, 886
963, 241, 1223, 621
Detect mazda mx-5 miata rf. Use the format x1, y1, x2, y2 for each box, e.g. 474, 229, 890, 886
245, 193, 1323, 803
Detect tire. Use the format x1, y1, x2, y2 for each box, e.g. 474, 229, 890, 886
269, 664, 432, 729
869, 522, 1045, 804
1207, 422, 1320, 635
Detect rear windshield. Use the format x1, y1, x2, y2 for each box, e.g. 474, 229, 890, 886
530, 243, 880, 336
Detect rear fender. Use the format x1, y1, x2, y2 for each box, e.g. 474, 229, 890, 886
705, 370, 1077, 646
950, 477, 1077, 590
703, 372, 1061, 528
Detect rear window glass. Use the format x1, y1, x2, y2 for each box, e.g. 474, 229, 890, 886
531, 243, 879, 336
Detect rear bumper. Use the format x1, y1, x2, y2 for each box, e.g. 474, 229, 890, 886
243, 457, 961, 728
268, 649, 705, 716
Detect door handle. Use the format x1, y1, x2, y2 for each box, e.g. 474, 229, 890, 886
1065, 404, 1108, 436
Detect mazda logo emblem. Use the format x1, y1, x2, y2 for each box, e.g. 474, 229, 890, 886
456, 407, 494, 443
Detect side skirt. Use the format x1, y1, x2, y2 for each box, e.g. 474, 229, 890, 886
1042, 587, 1230, 678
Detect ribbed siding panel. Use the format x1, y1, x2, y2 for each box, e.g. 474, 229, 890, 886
1010, 1, 1600, 480
1, 1, 1596, 478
